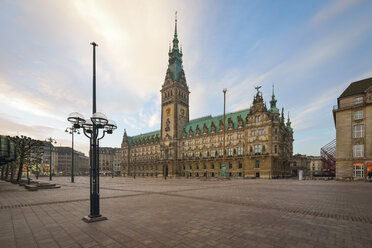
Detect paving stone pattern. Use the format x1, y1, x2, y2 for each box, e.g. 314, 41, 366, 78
1, 177, 372, 248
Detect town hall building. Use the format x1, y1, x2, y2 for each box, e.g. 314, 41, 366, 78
121, 17, 293, 179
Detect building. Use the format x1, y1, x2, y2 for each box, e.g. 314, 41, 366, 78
54, 146, 89, 176
99, 147, 121, 176
290, 154, 322, 177
40, 141, 58, 176
333, 77, 372, 180
308, 156, 322, 176
290, 154, 308, 177
121, 18, 293, 179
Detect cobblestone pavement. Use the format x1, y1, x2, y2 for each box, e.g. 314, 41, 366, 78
1, 177, 372, 248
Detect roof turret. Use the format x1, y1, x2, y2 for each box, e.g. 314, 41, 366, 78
269, 84, 279, 114
286, 112, 293, 133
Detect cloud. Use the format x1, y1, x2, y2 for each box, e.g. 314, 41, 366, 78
295, 136, 319, 144
0, 116, 57, 139
309, 0, 361, 27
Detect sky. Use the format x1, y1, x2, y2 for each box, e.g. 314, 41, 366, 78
1, 0, 372, 156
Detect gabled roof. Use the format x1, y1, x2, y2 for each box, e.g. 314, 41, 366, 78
184, 108, 250, 136
339, 77, 372, 98
128, 130, 160, 147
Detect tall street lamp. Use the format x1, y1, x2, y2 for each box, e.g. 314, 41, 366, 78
220, 89, 228, 178
46, 137, 57, 181
65, 127, 80, 183
67, 42, 117, 223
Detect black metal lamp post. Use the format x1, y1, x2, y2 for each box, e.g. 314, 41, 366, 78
67, 42, 117, 223
46, 137, 57, 181
65, 127, 80, 183
110, 149, 114, 178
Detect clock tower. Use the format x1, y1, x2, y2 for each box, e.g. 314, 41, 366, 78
160, 14, 190, 163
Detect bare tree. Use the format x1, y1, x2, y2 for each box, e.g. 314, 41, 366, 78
8, 136, 44, 182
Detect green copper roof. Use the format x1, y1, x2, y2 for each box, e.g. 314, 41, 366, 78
168, 19, 183, 81
128, 130, 160, 147
269, 84, 278, 113
286, 112, 293, 133
184, 108, 250, 136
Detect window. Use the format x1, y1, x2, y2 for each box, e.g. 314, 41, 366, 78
251, 130, 257, 136
237, 147, 243, 155
255, 160, 260, 169
202, 138, 207, 143
238, 162, 242, 169
237, 133, 244, 139
228, 162, 232, 169
195, 151, 200, 157
203, 164, 207, 169
219, 149, 223, 157
353, 125, 363, 138
211, 137, 215, 142
203, 151, 208, 158
189, 165, 192, 170
353, 163, 364, 178
275, 145, 278, 154
275, 128, 278, 134
196, 164, 199, 170
219, 136, 223, 141
228, 134, 233, 140
228, 148, 233, 156
254, 145, 261, 154
354, 97, 363, 104
258, 129, 265, 135
255, 115, 261, 122
211, 150, 215, 157
355, 110, 363, 120
353, 145, 364, 157
211, 163, 215, 169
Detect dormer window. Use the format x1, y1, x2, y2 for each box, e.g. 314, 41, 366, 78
354, 97, 363, 104
255, 115, 261, 122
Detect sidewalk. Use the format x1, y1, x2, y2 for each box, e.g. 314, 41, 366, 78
1, 177, 372, 248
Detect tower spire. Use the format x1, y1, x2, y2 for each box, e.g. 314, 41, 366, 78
286, 112, 293, 132
172, 11, 179, 50
168, 11, 183, 81
175, 11, 178, 36
269, 83, 278, 113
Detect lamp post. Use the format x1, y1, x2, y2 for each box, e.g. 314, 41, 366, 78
67, 42, 117, 223
46, 137, 56, 181
111, 149, 114, 178
65, 127, 80, 183
220, 89, 228, 178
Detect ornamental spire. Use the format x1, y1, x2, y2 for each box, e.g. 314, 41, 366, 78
168, 11, 183, 81
286, 112, 293, 132
270, 83, 277, 108
172, 11, 179, 50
